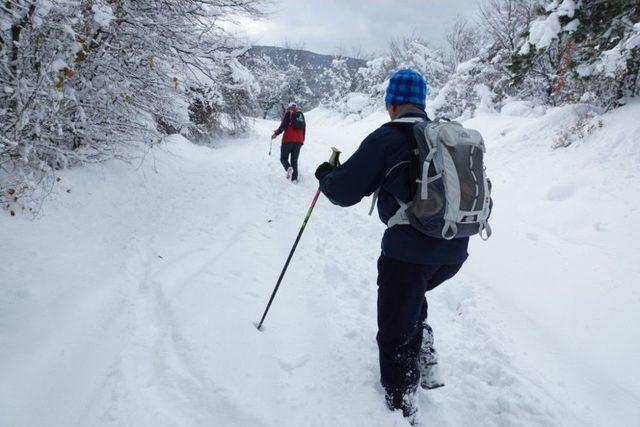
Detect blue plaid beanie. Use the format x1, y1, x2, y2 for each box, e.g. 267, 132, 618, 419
385, 69, 428, 109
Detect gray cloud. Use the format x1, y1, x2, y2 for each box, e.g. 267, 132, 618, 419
230, 0, 481, 56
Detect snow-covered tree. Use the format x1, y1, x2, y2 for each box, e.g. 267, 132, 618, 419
320, 57, 354, 106
445, 17, 484, 68
278, 63, 313, 112
187, 56, 259, 141
478, 0, 541, 53
388, 37, 451, 97
339, 37, 450, 116
240, 48, 313, 117
0, 0, 260, 210
512, 0, 640, 108
354, 56, 396, 101
241, 54, 285, 119
432, 57, 508, 119
434, 0, 638, 118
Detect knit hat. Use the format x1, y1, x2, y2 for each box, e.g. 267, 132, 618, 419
385, 69, 428, 109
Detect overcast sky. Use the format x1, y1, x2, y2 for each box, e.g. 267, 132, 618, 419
224, 0, 481, 57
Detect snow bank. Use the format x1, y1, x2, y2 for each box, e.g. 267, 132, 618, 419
463, 102, 640, 426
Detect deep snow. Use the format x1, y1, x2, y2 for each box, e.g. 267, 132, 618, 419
1, 102, 639, 426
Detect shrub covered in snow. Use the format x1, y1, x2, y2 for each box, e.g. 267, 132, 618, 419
510, 0, 640, 108
434, 0, 639, 119
552, 109, 604, 149
431, 58, 507, 119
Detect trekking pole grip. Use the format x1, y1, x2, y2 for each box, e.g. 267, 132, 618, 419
329, 147, 341, 166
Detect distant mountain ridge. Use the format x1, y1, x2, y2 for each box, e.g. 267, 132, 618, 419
249, 45, 366, 71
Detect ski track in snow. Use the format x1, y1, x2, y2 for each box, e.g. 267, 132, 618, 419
2, 106, 640, 426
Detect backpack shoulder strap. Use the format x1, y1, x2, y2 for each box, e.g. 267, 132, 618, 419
368, 117, 426, 217
393, 117, 429, 199
367, 158, 413, 216
368, 189, 379, 216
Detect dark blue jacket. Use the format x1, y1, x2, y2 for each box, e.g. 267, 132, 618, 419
319, 109, 469, 265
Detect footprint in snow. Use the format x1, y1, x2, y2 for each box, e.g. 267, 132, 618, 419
593, 222, 607, 232
545, 184, 578, 201
278, 355, 311, 373
343, 330, 358, 339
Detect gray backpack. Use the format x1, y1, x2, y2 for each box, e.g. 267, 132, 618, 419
373, 117, 493, 240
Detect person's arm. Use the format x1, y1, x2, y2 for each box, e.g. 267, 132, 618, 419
318, 128, 389, 207
273, 112, 290, 137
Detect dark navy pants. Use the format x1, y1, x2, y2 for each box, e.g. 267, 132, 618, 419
280, 142, 302, 180
376, 255, 463, 401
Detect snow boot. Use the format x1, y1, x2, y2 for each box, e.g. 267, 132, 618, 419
385, 388, 421, 425
286, 166, 294, 180
420, 363, 444, 390
419, 322, 445, 390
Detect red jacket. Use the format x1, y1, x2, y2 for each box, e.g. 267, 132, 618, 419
274, 110, 305, 144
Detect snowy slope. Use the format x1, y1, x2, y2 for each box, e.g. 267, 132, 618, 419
1, 103, 639, 426
462, 102, 640, 426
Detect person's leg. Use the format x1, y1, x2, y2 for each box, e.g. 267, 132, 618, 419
418, 298, 437, 366
420, 322, 436, 363
280, 143, 292, 171
417, 294, 437, 365
418, 262, 462, 353
377, 256, 433, 413
290, 144, 301, 181
418, 262, 464, 389
427, 263, 464, 291
416, 262, 462, 332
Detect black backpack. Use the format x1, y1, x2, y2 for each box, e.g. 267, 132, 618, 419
291, 111, 305, 129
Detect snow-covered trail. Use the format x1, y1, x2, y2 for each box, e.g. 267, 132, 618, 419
1, 105, 639, 426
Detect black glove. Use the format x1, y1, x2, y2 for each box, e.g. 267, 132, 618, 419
315, 162, 335, 180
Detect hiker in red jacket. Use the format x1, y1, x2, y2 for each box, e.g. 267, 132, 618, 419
272, 102, 306, 182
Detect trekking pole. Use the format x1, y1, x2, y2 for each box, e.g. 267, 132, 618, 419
256, 147, 341, 331
269, 136, 273, 156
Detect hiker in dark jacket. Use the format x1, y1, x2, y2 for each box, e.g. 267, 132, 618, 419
315, 69, 468, 421
272, 102, 306, 182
